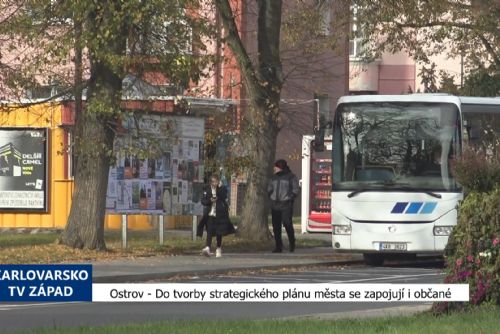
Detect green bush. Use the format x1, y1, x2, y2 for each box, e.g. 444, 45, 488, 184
434, 149, 500, 314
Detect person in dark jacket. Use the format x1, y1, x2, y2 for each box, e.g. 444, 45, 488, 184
268, 159, 299, 253
200, 174, 235, 257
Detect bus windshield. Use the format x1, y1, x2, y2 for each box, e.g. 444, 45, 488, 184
332, 102, 461, 192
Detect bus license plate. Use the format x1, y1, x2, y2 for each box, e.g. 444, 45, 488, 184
379, 242, 407, 251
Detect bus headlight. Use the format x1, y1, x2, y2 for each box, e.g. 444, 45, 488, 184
433, 226, 453, 236
333, 225, 352, 235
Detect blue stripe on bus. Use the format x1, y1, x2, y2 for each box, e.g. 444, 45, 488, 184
420, 202, 437, 214
391, 202, 438, 214
391, 202, 408, 214
405, 202, 424, 214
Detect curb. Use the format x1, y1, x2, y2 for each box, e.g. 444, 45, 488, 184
281, 303, 433, 320
92, 257, 364, 283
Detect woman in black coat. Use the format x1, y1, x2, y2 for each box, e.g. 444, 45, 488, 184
200, 174, 235, 257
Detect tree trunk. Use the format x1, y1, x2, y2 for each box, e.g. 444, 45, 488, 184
59, 58, 121, 249
215, 0, 283, 240
59, 111, 115, 250
237, 112, 278, 240
60, 71, 120, 249
59, 1, 126, 250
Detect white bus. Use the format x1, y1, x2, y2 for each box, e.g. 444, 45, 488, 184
326, 94, 499, 265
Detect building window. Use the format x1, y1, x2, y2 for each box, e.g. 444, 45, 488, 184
66, 130, 75, 179
316, 0, 332, 36
349, 6, 363, 59
25, 83, 60, 100
127, 18, 193, 56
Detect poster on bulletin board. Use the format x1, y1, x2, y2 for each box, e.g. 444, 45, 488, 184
105, 115, 205, 215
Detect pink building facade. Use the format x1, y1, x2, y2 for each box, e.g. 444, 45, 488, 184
349, 51, 416, 94
349, 48, 462, 94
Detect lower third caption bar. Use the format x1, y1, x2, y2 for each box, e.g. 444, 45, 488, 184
93, 283, 469, 302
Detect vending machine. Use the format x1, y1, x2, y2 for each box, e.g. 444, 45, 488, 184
301, 135, 333, 233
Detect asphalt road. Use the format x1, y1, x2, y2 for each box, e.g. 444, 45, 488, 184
1, 260, 444, 333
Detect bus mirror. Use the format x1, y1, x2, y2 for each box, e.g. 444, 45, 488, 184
313, 119, 331, 152
469, 125, 480, 140
314, 127, 325, 151
464, 120, 480, 141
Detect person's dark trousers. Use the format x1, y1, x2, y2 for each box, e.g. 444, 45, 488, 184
206, 217, 222, 249
196, 216, 207, 237
271, 201, 295, 252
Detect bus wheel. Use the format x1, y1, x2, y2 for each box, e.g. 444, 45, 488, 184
363, 253, 384, 266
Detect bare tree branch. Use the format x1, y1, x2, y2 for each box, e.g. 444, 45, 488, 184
214, 0, 260, 94
478, 34, 500, 68
394, 21, 475, 30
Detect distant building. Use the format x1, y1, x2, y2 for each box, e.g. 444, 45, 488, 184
348, 6, 462, 94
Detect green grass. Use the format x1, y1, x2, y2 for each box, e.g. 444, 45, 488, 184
0, 233, 57, 249
16, 306, 500, 334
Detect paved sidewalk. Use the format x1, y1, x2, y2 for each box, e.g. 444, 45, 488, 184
92, 247, 363, 283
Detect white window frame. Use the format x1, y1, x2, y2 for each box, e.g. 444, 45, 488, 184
349, 5, 364, 60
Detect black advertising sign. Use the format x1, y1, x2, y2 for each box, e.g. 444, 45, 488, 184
0, 128, 49, 212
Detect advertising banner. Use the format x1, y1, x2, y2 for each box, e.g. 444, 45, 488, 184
106, 115, 205, 215
0, 128, 48, 212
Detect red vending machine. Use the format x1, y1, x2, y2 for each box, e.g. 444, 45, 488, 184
301, 135, 332, 233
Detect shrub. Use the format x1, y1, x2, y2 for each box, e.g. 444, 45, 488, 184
452, 147, 500, 193
434, 149, 500, 314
